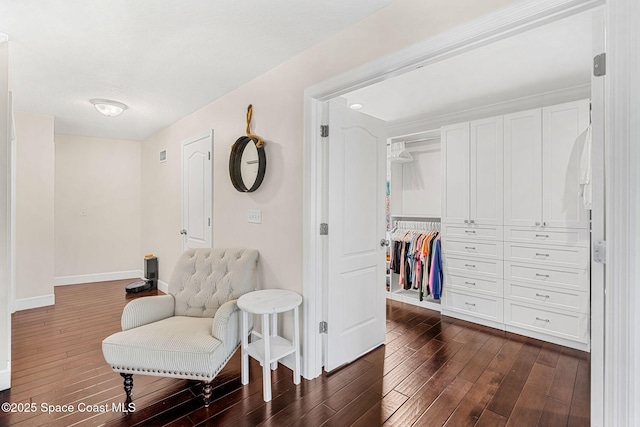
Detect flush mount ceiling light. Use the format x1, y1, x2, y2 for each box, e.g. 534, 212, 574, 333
349, 103, 363, 110
90, 99, 128, 117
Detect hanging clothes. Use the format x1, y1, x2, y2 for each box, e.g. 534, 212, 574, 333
390, 225, 442, 300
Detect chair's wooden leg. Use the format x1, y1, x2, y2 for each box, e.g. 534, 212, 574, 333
120, 373, 133, 409
202, 380, 213, 407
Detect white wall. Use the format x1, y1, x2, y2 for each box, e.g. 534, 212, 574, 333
141, 0, 518, 290
398, 141, 441, 217
0, 37, 10, 391
13, 112, 55, 309
54, 134, 141, 284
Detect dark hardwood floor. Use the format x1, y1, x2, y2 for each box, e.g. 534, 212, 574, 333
0, 280, 590, 426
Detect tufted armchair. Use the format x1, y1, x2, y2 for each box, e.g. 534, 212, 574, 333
102, 248, 259, 407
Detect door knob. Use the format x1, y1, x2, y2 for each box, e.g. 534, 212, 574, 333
180, 229, 187, 235
380, 239, 390, 247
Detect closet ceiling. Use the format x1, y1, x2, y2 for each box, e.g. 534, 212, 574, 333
1, 0, 395, 141
343, 11, 593, 126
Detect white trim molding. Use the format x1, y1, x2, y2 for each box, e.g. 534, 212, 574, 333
158, 280, 169, 294
604, 0, 640, 425
302, 0, 605, 380
14, 294, 55, 311
0, 364, 10, 391
54, 270, 143, 286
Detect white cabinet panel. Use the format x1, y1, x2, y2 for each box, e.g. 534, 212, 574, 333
442, 223, 503, 241
504, 242, 589, 270
504, 261, 589, 291
441, 123, 469, 224
470, 116, 503, 225
505, 226, 589, 247
542, 100, 590, 228
444, 256, 503, 279
445, 274, 503, 297
443, 238, 502, 260
504, 300, 589, 344
504, 109, 542, 227
443, 289, 503, 323
505, 282, 588, 313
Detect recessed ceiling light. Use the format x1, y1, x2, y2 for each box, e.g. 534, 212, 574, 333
349, 103, 363, 110
90, 99, 128, 117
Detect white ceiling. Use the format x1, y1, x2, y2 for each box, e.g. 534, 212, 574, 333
343, 11, 593, 126
1, 0, 396, 141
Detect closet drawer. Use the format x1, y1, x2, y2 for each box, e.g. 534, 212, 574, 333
443, 238, 503, 260
442, 224, 503, 241
445, 274, 503, 297
504, 227, 589, 247
504, 262, 589, 291
505, 281, 588, 313
444, 256, 503, 279
443, 289, 503, 323
504, 300, 588, 343
504, 242, 589, 269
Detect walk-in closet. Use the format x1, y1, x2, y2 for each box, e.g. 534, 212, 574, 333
339, 8, 597, 353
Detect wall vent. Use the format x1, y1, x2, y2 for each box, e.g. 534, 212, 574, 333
159, 149, 167, 162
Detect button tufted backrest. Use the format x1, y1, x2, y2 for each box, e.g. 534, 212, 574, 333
168, 248, 259, 317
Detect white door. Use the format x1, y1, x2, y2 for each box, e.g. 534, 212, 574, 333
441, 122, 469, 224
470, 116, 503, 225
542, 100, 590, 229
182, 131, 213, 250
325, 100, 386, 372
504, 109, 542, 227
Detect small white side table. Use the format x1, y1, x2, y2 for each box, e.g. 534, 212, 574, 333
237, 289, 302, 402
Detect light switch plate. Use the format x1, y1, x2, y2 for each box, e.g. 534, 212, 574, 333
247, 210, 262, 224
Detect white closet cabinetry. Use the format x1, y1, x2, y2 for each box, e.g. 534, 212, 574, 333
442, 99, 591, 351
503, 99, 590, 351
442, 116, 503, 226
504, 100, 589, 229
442, 116, 504, 328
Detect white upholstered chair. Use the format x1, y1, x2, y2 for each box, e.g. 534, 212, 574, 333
102, 248, 258, 407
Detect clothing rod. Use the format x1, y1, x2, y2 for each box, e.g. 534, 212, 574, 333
391, 216, 440, 222
389, 136, 440, 145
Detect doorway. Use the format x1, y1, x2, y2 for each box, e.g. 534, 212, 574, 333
303, 2, 604, 425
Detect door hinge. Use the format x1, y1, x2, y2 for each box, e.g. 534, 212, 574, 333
208, 218, 211, 226
320, 223, 329, 235
208, 151, 211, 160
593, 240, 606, 264
320, 125, 329, 138
319, 321, 328, 334
594, 53, 606, 77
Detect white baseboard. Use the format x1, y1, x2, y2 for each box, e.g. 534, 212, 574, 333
14, 294, 55, 311
54, 270, 143, 286
158, 280, 169, 293
0, 365, 10, 391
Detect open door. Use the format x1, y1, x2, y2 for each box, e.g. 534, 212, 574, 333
181, 131, 213, 250
324, 100, 387, 372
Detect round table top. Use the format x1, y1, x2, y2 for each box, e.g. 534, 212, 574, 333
237, 289, 302, 314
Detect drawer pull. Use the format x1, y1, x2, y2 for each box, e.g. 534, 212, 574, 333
464, 264, 476, 268
535, 253, 550, 257
465, 302, 476, 307
464, 230, 476, 234
535, 293, 550, 299
536, 317, 550, 323
464, 281, 476, 286
535, 234, 550, 238
535, 273, 550, 278
464, 246, 476, 250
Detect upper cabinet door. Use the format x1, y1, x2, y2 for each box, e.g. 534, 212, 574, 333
442, 122, 469, 224
504, 109, 543, 227
470, 116, 503, 225
542, 100, 590, 229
